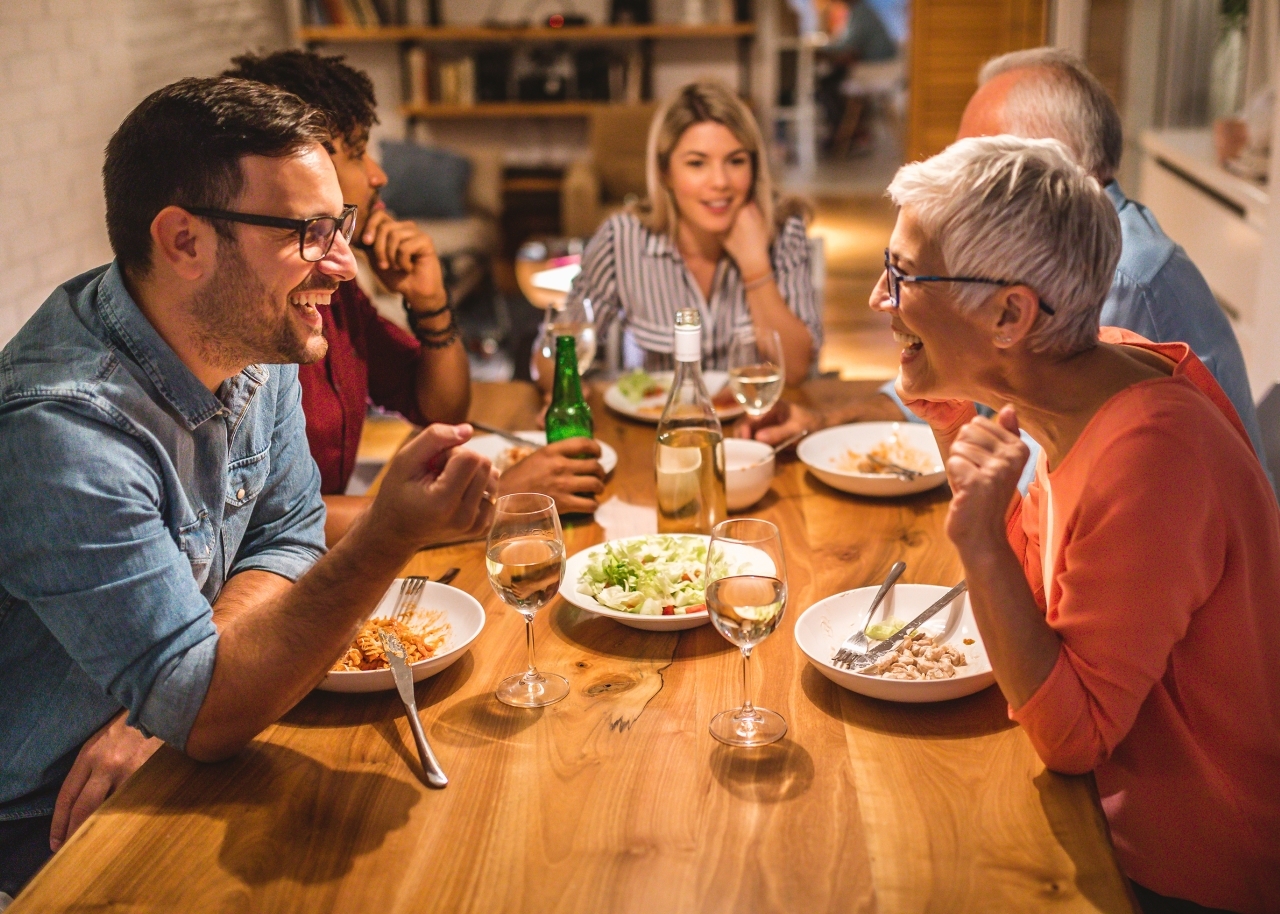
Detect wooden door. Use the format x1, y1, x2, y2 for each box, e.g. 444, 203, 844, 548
906, 0, 1048, 162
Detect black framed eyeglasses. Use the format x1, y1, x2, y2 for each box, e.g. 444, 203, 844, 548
185, 204, 359, 263
883, 249, 1055, 316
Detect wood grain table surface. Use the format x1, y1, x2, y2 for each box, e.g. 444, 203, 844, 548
13, 380, 1135, 914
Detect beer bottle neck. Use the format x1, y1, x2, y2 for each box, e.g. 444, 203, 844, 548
552, 335, 584, 403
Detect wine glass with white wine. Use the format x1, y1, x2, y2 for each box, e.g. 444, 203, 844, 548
485, 493, 570, 708
727, 328, 784, 418
704, 518, 788, 747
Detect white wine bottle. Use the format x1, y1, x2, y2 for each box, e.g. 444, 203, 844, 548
655, 309, 726, 534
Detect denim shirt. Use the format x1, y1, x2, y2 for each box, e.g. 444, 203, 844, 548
883, 181, 1269, 490
0, 263, 326, 820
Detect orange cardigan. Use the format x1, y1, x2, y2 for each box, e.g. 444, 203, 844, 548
1005, 329, 1280, 912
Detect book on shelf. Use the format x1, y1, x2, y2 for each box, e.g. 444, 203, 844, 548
405, 46, 429, 106
435, 57, 475, 106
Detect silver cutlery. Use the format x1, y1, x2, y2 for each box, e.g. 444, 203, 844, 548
842, 580, 968, 672
831, 561, 906, 668
380, 628, 448, 789
864, 453, 922, 480
470, 421, 535, 448
391, 575, 428, 622
770, 429, 810, 457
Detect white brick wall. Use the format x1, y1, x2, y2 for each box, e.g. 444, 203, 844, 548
0, 0, 288, 346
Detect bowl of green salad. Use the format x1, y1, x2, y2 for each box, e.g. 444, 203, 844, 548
560, 534, 713, 630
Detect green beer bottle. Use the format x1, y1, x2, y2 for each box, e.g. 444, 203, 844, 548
546, 335, 593, 442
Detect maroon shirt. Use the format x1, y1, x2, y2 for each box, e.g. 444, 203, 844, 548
298, 280, 427, 495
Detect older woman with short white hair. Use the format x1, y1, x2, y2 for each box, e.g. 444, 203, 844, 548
881, 135, 1280, 914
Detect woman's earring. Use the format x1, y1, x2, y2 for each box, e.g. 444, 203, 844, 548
997, 335, 1012, 344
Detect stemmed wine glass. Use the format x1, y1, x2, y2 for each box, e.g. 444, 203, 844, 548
485, 493, 570, 708
727, 328, 785, 418
704, 518, 788, 747
534, 298, 597, 378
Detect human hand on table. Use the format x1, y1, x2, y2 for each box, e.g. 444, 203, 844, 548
361, 210, 447, 313
943, 406, 1029, 557
734, 400, 826, 445
51, 710, 161, 851
498, 438, 606, 514
368, 423, 497, 549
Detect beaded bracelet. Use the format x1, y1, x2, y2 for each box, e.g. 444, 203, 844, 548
402, 296, 452, 337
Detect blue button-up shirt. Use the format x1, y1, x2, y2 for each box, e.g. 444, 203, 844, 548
883, 181, 1268, 489
0, 263, 326, 820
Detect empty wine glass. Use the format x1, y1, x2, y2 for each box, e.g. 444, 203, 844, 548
727, 328, 784, 418
485, 493, 570, 708
704, 518, 788, 747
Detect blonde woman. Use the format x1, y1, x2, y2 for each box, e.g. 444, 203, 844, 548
562, 81, 820, 383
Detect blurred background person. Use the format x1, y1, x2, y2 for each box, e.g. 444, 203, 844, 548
547, 80, 822, 387
225, 51, 604, 534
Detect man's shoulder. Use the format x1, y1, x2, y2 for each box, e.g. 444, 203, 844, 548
1, 266, 126, 406
1112, 191, 1178, 287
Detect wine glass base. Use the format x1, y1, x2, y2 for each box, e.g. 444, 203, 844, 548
496, 671, 569, 708
709, 706, 787, 747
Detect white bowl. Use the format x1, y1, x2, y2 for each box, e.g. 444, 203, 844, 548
559, 535, 712, 631
798, 422, 946, 497
463, 430, 618, 476
318, 580, 486, 693
723, 438, 775, 511
794, 583, 995, 703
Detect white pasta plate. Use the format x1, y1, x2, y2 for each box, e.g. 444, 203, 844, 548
318, 580, 486, 694
559, 534, 713, 631
794, 583, 995, 703
797, 422, 946, 497
603, 370, 745, 424
464, 431, 618, 476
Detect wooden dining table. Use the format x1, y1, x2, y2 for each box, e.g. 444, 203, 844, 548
13, 379, 1136, 914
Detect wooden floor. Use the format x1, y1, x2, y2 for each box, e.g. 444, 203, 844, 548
808, 196, 901, 381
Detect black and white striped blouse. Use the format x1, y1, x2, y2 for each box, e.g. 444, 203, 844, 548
564, 212, 823, 372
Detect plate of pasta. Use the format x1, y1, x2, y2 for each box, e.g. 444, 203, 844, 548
318, 580, 486, 693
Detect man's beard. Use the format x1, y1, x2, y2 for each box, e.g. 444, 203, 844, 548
189, 242, 330, 370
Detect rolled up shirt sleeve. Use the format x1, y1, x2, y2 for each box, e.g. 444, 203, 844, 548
0, 400, 219, 749
229, 365, 327, 582
772, 217, 824, 356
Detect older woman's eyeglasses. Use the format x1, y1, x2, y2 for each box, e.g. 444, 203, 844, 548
185, 204, 359, 263
883, 249, 1055, 315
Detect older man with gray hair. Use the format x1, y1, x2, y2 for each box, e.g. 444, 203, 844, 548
881, 133, 1280, 914
743, 47, 1269, 479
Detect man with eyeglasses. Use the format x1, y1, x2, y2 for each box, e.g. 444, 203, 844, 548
223, 51, 607, 533
0, 77, 495, 899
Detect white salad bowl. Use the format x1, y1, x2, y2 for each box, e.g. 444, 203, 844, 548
724, 438, 775, 512
559, 534, 712, 631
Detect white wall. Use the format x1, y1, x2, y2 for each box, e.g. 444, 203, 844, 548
0, 0, 289, 347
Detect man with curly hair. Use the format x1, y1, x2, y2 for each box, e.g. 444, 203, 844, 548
224, 51, 607, 540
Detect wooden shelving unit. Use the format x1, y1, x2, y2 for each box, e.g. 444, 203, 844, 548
300, 23, 756, 43
401, 101, 644, 119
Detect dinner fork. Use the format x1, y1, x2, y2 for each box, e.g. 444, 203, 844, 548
831, 561, 906, 669
391, 576, 428, 622
864, 453, 922, 480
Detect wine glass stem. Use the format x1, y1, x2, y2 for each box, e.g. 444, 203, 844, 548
523, 615, 539, 682
740, 648, 754, 715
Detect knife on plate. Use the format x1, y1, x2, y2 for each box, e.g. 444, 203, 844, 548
844, 580, 968, 673
379, 629, 448, 788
